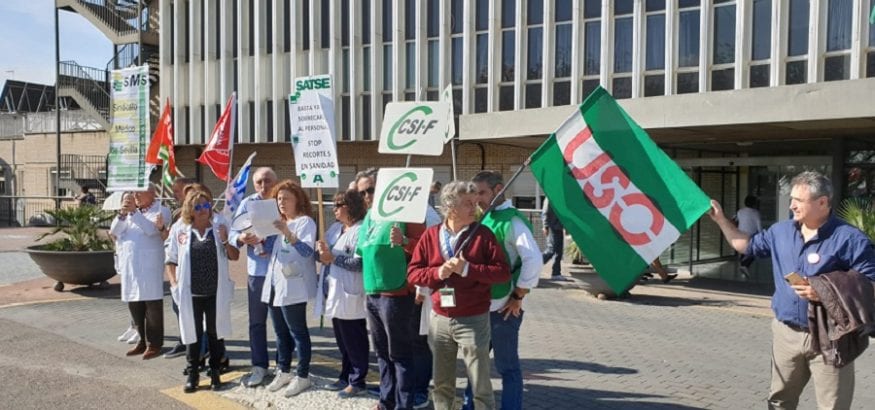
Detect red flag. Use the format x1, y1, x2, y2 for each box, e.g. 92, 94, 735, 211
145, 98, 182, 185
198, 93, 236, 182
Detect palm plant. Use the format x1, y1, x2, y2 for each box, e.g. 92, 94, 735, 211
36, 206, 114, 251
837, 198, 875, 243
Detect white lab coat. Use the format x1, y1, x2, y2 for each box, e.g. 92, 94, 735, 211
109, 201, 171, 302
262, 216, 318, 307
165, 214, 235, 345
322, 221, 366, 320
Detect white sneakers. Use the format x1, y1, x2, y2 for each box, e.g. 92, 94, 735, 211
266, 370, 292, 392
244, 366, 267, 387
283, 376, 311, 397
117, 326, 137, 342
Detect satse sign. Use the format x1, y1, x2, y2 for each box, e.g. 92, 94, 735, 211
289, 74, 340, 188
378, 102, 450, 156
370, 168, 434, 224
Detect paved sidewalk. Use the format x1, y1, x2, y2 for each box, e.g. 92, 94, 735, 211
1, 226, 874, 409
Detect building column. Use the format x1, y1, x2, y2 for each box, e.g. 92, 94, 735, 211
570, 0, 582, 103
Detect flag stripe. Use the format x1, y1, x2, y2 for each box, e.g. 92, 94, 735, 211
579, 88, 710, 232
530, 135, 647, 293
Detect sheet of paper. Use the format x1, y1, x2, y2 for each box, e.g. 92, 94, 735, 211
247, 199, 281, 238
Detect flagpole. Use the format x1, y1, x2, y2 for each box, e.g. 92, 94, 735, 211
224, 93, 238, 206
453, 157, 532, 258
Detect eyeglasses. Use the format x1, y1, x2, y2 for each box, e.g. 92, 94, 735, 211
359, 187, 375, 196
194, 202, 212, 212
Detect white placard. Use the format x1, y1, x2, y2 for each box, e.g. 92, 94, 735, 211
289, 75, 340, 188
378, 102, 450, 156
441, 85, 455, 142
107, 65, 150, 192
370, 168, 434, 224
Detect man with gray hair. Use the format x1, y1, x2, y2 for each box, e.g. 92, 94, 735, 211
708, 171, 875, 409
229, 167, 278, 387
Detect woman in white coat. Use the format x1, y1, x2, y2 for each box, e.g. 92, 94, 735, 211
263, 180, 317, 397
110, 185, 171, 360
165, 189, 239, 393
316, 189, 368, 398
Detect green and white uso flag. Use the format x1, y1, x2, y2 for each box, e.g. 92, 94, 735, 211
530, 87, 711, 294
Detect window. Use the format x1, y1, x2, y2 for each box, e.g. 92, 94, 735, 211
426, 0, 440, 97
749, 0, 771, 88
643, 0, 666, 97
475, 1, 490, 111
582, 1, 600, 99
612, 1, 633, 99
677, 2, 700, 94
711, 1, 735, 91
382, 0, 393, 109
361, 0, 372, 139
554, 4, 572, 106
786, 0, 808, 84
824, 0, 852, 81
525, 0, 543, 109
340, 0, 351, 140
451, 0, 463, 122
868, 0, 875, 78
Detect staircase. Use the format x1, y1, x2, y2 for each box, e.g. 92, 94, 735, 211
59, 154, 109, 200
58, 61, 110, 129
56, 0, 157, 45
57, 0, 161, 131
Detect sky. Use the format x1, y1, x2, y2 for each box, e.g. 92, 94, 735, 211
0, 0, 112, 89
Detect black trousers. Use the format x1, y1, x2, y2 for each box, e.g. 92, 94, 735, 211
128, 300, 164, 348
188, 295, 222, 371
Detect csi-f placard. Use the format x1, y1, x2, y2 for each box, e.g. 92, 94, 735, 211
371, 168, 434, 224
378, 102, 450, 156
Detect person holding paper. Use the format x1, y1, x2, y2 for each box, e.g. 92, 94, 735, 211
110, 184, 171, 361
229, 167, 278, 388
165, 188, 239, 393
407, 181, 511, 410
262, 180, 318, 397
355, 169, 426, 410
316, 190, 368, 398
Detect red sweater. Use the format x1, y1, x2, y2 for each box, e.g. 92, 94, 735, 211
407, 223, 510, 317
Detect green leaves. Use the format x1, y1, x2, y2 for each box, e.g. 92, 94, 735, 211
36, 206, 114, 252
837, 198, 875, 244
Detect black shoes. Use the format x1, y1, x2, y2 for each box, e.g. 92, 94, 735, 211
184, 371, 199, 393
210, 372, 222, 391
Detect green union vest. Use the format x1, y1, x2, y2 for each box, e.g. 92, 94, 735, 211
356, 211, 409, 293
480, 207, 533, 299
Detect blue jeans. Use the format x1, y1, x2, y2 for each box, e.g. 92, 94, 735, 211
270, 302, 311, 377
248, 276, 270, 369
542, 228, 564, 276
463, 310, 525, 410
367, 294, 416, 410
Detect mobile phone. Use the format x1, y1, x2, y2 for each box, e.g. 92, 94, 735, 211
784, 272, 807, 286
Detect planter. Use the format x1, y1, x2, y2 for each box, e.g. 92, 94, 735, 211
566, 263, 619, 299
25, 246, 116, 292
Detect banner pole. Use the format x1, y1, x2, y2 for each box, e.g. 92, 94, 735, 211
317, 187, 325, 239
450, 138, 458, 180
453, 157, 532, 257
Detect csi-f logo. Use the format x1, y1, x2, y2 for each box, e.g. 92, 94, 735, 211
113, 74, 149, 91
386, 105, 439, 150
377, 172, 423, 218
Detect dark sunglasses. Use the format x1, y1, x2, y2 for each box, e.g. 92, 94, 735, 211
333, 202, 346, 209
194, 202, 212, 211
359, 187, 375, 195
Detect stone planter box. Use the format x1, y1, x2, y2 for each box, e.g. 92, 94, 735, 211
25, 246, 116, 291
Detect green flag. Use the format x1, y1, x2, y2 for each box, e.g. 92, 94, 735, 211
870, 3, 875, 24
530, 87, 711, 294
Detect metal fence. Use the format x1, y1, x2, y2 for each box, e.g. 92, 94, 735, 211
0, 196, 76, 227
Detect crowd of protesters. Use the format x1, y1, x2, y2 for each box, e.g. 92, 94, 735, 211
110, 166, 546, 410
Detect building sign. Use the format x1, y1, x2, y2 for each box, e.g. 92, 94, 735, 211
378, 102, 450, 156
371, 168, 433, 223
289, 74, 339, 188
107, 65, 150, 192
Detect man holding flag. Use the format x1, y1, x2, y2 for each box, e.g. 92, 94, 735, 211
459, 171, 542, 410
708, 171, 875, 409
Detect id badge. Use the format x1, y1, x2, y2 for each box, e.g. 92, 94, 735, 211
439, 287, 456, 308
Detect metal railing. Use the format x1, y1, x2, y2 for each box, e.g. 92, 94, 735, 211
74, 0, 151, 37
58, 61, 110, 124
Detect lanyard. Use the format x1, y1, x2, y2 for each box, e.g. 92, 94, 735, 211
442, 228, 454, 259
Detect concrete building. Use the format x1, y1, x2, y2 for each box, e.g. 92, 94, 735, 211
43, 0, 875, 281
